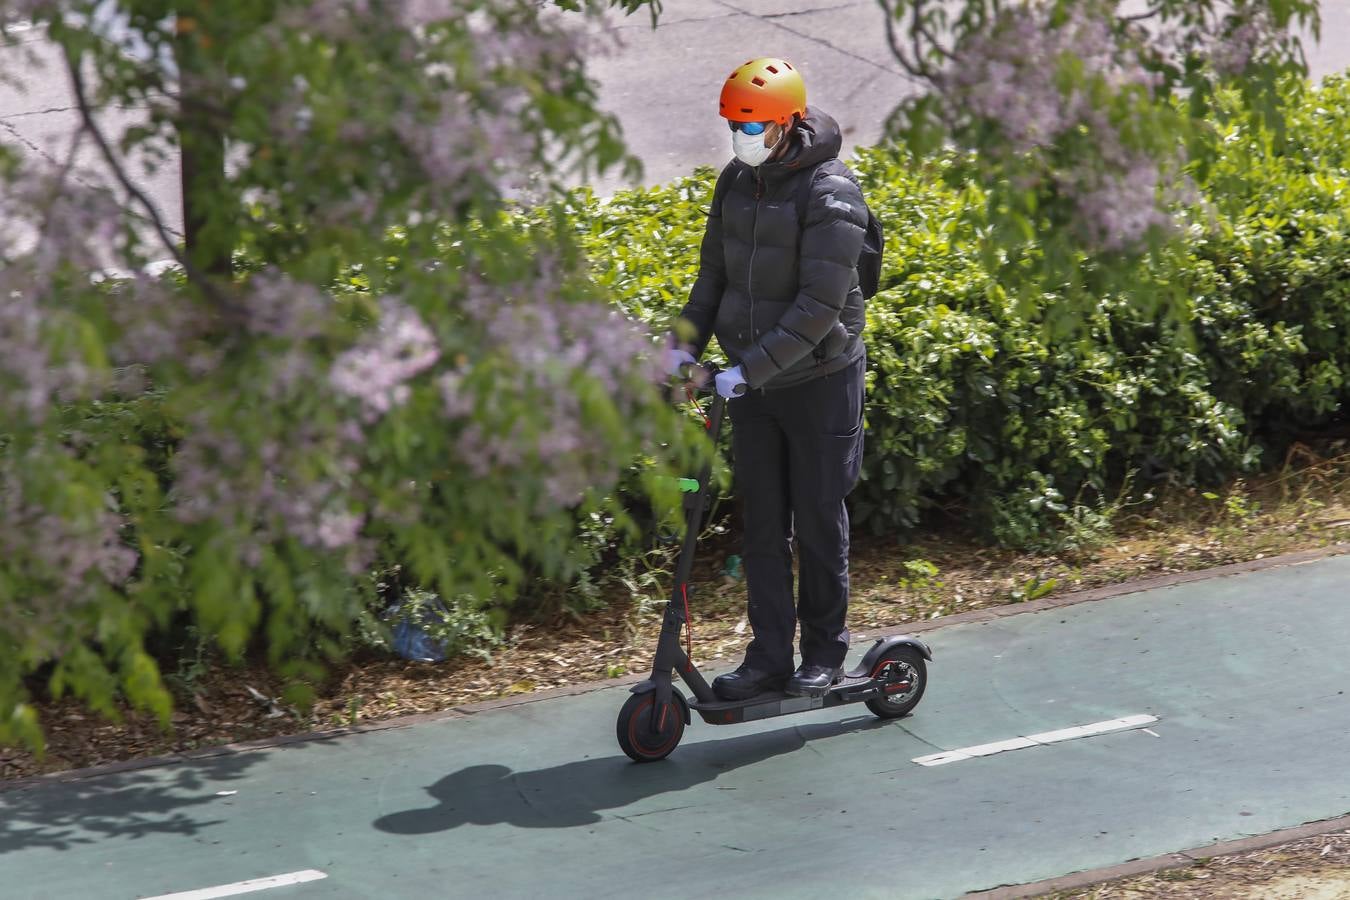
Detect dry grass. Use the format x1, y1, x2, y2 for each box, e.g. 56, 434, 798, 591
1047, 829, 1350, 899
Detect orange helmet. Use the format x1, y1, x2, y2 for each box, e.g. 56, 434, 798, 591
719, 57, 807, 125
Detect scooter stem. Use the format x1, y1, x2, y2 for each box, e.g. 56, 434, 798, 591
647, 388, 728, 709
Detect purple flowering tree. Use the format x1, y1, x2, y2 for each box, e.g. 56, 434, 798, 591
0, 0, 688, 751
879, 0, 1321, 322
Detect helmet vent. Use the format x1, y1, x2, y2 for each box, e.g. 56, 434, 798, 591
740, 107, 754, 114
751, 77, 765, 87
784, 61, 794, 70
766, 65, 779, 74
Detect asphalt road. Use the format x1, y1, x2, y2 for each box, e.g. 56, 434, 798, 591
2, 553, 1349, 899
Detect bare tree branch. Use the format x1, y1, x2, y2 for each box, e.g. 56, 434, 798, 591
877, 0, 939, 81
1121, 5, 1165, 23
61, 44, 243, 317
910, 0, 935, 76
913, 0, 956, 63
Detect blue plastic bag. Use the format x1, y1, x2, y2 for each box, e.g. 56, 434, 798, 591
386, 595, 454, 663
390, 618, 449, 663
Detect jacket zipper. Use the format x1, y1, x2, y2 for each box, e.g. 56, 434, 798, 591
748, 171, 762, 341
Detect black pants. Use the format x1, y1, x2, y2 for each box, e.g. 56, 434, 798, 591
729, 354, 865, 674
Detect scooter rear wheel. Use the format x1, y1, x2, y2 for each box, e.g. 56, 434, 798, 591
617, 692, 685, 762
865, 646, 927, 719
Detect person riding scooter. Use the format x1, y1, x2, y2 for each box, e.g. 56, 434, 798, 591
664, 57, 871, 701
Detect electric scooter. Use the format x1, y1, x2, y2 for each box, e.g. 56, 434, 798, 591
616, 363, 932, 762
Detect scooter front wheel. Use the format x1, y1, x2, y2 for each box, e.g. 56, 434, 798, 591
617, 692, 685, 762
865, 646, 928, 719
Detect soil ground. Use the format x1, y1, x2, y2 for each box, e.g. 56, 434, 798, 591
4, 445, 1350, 899
1044, 829, 1350, 899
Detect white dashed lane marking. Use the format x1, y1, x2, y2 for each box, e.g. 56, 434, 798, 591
140, 870, 328, 900
913, 715, 1160, 766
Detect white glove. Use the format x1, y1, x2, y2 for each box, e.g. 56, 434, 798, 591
663, 347, 697, 378
715, 365, 748, 399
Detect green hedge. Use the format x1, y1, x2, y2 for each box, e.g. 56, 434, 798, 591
570, 74, 1350, 549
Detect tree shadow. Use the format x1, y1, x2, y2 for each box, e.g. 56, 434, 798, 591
374, 715, 891, 834
0, 742, 314, 854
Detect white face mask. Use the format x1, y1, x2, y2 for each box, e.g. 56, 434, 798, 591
732, 129, 773, 167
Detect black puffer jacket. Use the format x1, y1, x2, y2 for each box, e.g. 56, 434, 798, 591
680, 108, 869, 390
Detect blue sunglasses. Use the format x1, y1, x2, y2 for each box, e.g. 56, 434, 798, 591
728, 120, 769, 135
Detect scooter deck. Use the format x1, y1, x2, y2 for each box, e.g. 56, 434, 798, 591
686, 675, 884, 725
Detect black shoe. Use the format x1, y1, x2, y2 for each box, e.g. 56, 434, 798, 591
784, 664, 841, 698
713, 665, 788, 701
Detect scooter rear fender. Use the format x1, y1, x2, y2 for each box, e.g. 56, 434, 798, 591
847, 635, 933, 679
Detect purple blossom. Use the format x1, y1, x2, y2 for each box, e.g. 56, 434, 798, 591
942, 4, 1160, 155
936, 3, 1183, 251
0, 158, 172, 420
171, 416, 370, 560
0, 265, 110, 421
330, 298, 441, 419
105, 273, 206, 366
242, 268, 333, 340
0, 451, 140, 598
1063, 155, 1176, 251
279, 0, 373, 40
444, 267, 660, 510
1210, 9, 1278, 78
261, 0, 607, 215
0, 272, 54, 420
316, 509, 364, 550
265, 348, 319, 401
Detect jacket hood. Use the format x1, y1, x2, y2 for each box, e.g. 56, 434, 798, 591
759, 107, 842, 180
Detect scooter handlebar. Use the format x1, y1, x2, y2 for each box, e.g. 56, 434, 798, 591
676, 360, 715, 381
677, 361, 746, 397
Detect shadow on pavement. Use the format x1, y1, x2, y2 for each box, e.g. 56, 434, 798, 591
374, 715, 891, 834
0, 742, 314, 854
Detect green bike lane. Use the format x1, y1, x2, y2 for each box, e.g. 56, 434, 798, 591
3, 553, 1348, 900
